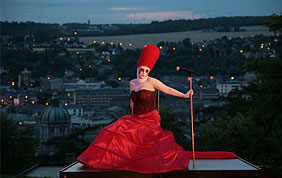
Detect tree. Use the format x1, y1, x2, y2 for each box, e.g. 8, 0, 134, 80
196, 14, 282, 177
159, 106, 188, 149
40, 125, 109, 164
0, 114, 37, 175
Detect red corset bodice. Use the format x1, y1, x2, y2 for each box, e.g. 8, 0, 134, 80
130, 89, 155, 115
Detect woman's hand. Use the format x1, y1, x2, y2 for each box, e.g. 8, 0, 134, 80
185, 89, 194, 98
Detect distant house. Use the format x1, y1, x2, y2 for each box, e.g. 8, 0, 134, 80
73, 88, 129, 108
64, 69, 74, 77
50, 78, 64, 90
244, 72, 256, 82
198, 88, 219, 100
64, 104, 84, 116
216, 80, 248, 96
64, 79, 105, 89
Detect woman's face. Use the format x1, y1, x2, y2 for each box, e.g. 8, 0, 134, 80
137, 66, 150, 79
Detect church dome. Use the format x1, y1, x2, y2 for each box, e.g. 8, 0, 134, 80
40, 92, 70, 124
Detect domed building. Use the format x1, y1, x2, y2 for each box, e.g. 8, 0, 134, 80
40, 92, 70, 142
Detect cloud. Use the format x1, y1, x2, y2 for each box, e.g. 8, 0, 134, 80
109, 7, 144, 11
128, 11, 202, 20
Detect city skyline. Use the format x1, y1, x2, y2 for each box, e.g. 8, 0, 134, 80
1, 0, 282, 24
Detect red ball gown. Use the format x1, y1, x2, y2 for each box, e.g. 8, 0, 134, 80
76, 90, 189, 173
76, 89, 238, 173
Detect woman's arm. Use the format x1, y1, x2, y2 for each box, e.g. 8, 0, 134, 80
151, 77, 193, 98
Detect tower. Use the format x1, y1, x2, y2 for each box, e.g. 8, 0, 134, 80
39, 92, 70, 142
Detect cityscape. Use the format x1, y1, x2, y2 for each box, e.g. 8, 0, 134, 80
1, 14, 282, 178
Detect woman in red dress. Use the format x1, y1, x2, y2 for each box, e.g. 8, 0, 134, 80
77, 44, 192, 173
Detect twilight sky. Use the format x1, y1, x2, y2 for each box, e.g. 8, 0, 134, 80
1, 0, 281, 24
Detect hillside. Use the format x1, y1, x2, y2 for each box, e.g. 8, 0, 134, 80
1, 16, 271, 38
79, 26, 272, 48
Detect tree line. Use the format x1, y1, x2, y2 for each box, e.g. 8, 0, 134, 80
1, 16, 271, 39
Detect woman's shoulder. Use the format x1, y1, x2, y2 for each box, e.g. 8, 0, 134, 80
130, 78, 137, 84
130, 78, 139, 86
147, 77, 160, 83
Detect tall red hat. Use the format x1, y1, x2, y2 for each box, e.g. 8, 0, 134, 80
137, 44, 160, 71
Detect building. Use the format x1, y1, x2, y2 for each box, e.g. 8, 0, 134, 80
39, 92, 70, 143
198, 88, 219, 100
71, 116, 112, 129
49, 78, 64, 90
73, 88, 129, 108
40, 77, 51, 88
216, 80, 248, 96
64, 104, 84, 116
64, 79, 105, 89
19, 68, 32, 87
244, 72, 256, 82
0, 89, 38, 106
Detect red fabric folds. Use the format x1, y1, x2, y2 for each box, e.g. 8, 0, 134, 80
77, 110, 189, 173
77, 110, 238, 173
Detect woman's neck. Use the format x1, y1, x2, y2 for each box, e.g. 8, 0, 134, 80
137, 76, 148, 83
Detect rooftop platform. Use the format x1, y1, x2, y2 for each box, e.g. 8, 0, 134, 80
60, 158, 262, 178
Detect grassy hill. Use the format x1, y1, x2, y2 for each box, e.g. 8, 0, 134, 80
79, 26, 273, 48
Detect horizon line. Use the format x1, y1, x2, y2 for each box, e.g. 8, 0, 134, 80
0, 15, 272, 25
